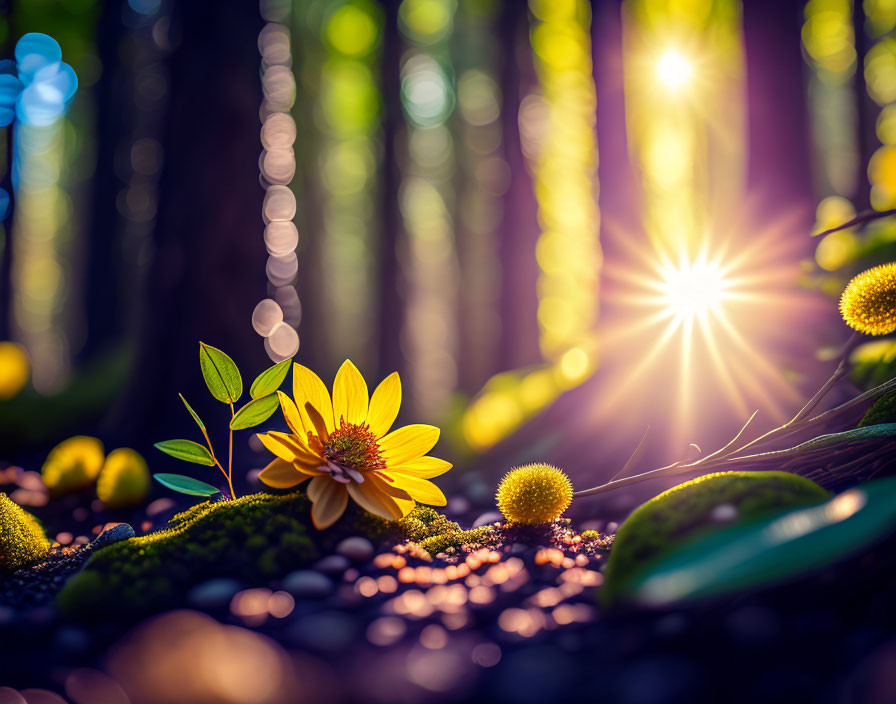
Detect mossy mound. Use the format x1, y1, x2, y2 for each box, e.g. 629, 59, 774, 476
601, 471, 831, 605
56, 491, 445, 620
859, 390, 896, 427
0, 493, 51, 571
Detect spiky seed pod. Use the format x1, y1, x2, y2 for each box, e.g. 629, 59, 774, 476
840, 262, 896, 335
496, 463, 573, 525
0, 493, 51, 571
41, 436, 105, 495
97, 448, 151, 508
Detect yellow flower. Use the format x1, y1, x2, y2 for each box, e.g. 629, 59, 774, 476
840, 262, 896, 335
257, 360, 451, 529
496, 463, 573, 525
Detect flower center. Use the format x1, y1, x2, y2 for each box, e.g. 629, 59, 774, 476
321, 421, 384, 473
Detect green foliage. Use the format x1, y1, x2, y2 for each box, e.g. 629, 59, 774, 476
0, 493, 51, 571
56, 491, 433, 620
859, 390, 896, 427
154, 439, 215, 466
179, 393, 206, 431
250, 359, 291, 399
199, 342, 242, 404
230, 394, 280, 430
155, 343, 294, 500
629, 477, 896, 605
601, 471, 831, 605
153, 473, 220, 497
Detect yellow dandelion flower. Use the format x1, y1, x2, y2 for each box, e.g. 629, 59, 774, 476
496, 463, 573, 525
840, 262, 896, 335
257, 360, 452, 529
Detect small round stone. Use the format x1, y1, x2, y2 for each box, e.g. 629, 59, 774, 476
187, 578, 243, 610
313, 554, 350, 575
282, 570, 333, 599
335, 537, 374, 562
473, 511, 503, 529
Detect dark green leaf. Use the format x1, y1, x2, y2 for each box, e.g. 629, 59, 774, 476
230, 394, 280, 430
179, 393, 206, 431
741, 424, 896, 461
199, 342, 242, 404
154, 439, 215, 466
153, 473, 220, 497
629, 477, 896, 605
249, 358, 292, 399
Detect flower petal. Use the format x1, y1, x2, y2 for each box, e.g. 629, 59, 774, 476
391, 474, 447, 506
380, 425, 440, 466
371, 472, 412, 501
367, 372, 401, 438
258, 458, 309, 489
332, 359, 369, 426
304, 403, 331, 443
277, 391, 307, 445
309, 479, 348, 530
293, 363, 335, 433
347, 480, 405, 521
259, 431, 321, 466
387, 456, 452, 479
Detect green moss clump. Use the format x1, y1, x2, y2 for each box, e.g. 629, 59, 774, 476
601, 471, 831, 605
419, 525, 499, 555
396, 506, 462, 543
56, 493, 460, 620
0, 493, 51, 571
859, 390, 896, 427
58, 492, 318, 620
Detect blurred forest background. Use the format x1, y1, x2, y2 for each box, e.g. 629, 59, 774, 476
1, 0, 895, 509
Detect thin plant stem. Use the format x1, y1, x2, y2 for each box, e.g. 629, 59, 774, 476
572, 332, 896, 500
199, 425, 230, 489
227, 402, 237, 500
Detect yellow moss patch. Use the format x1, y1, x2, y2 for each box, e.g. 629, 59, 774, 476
0, 493, 51, 571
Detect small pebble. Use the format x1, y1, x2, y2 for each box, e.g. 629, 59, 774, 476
336, 537, 374, 562
282, 570, 333, 599
187, 578, 243, 610
90, 524, 136, 551
314, 554, 350, 575
473, 511, 503, 529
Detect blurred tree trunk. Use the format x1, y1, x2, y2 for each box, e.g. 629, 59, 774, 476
742, 0, 815, 230
112, 1, 265, 451
852, 0, 875, 211
497, 0, 541, 370
376, 0, 405, 381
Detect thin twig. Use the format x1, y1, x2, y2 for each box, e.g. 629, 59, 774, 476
573, 336, 896, 500
813, 208, 896, 238
608, 427, 651, 482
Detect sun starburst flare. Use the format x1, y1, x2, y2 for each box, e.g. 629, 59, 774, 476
258, 360, 451, 529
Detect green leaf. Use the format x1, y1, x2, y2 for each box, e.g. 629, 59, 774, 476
153, 473, 220, 497
628, 477, 896, 606
199, 342, 242, 404
154, 439, 216, 466
230, 394, 281, 430
179, 393, 206, 431
742, 424, 896, 461
249, 358, 292, 399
